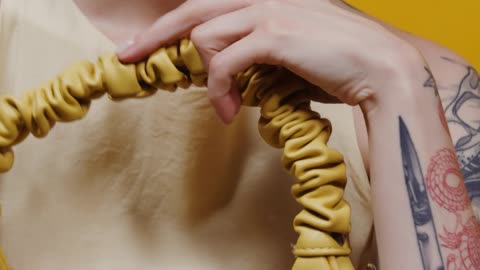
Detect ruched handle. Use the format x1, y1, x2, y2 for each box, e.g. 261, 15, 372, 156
0, 39, 354, 270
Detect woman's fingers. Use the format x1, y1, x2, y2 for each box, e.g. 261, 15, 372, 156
211, 84, 243, 124
189, 5, 258, 70
114, 0, 340, 123
208, 32, 277, 122
117, 0, 253, 62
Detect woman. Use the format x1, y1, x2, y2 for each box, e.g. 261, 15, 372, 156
0, 0, 478, 269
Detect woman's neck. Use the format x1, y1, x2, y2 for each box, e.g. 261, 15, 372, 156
73, 0, 185, 44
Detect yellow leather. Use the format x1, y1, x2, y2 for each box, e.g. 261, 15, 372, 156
0, 39, 354, 270
0, 248, 8, 270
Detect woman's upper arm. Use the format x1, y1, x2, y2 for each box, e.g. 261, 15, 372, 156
437, 57, 480, 219
404, 34, 480, 219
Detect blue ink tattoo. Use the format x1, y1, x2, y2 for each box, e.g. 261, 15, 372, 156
399, 117, 445, 270
440, 60, 480, 220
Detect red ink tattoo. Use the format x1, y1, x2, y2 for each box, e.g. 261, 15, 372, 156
464, 217, 480, 269
426, 149, 470, 212
439, 216, 480, 269
426, 148, 480, 269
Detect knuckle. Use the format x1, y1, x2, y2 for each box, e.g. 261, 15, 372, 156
209, 55, 225, 73
190, 27, 206, 45
260, 18, 290, 42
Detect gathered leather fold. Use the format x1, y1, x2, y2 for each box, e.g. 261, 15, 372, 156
240, 68, 354, 270
0, 38, 355, 270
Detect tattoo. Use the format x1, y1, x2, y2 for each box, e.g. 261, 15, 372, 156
441, 61, 480, 220
438, 101, 450, 136
426, 149, 470, 212
426, 149, 480, 270
400, 117, 445, 270
424, 66, 440, 97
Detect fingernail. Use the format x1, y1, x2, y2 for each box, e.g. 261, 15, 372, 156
116, 39, 135, 54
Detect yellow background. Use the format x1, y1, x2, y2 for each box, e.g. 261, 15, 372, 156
347, 0, 480, 69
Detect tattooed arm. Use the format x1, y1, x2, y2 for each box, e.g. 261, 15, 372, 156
392, 32, 480, 220
359, 42, 480, 269
419, 50, 480, 270
427, 57, 480, 221
340, 4, 480, 264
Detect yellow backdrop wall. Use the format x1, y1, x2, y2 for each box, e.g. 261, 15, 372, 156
347, 0, 479, 70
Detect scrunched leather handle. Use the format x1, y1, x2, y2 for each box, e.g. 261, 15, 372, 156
0, 39, 354, 270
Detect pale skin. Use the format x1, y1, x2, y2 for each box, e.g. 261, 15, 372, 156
2, 0, 478, 269
115, 0, 480, 269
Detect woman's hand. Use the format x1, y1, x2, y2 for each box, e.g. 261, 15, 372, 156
118, 2, 480, 269
118, 0, 424, 123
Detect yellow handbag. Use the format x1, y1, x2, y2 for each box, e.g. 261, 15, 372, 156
0, 39, 354, 270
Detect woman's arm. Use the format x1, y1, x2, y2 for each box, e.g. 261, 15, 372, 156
417, 47, 480, 221
355, 24, 480, 269
350, 7, 480, 224
439, 60, 480, 220
388, 29, 480, 221
117, 1, 480, 268
361, 48, 480, 269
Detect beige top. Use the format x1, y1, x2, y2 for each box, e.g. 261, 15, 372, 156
0, 0, 374, 269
